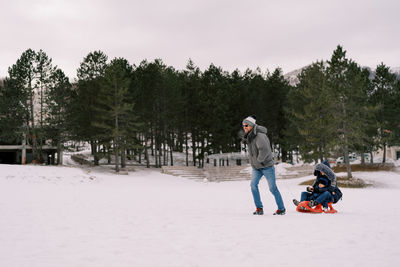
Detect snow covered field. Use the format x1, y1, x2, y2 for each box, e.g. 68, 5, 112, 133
1, 164, 399, 267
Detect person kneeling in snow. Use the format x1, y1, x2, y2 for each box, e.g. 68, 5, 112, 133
293, 161, 342, 211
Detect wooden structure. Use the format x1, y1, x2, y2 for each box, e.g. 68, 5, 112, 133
0, 145, 58, 165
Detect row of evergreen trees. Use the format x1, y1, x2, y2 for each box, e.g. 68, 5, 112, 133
0, 45, 399, 177
0, 49, 71, 163
286, 46, 400, 177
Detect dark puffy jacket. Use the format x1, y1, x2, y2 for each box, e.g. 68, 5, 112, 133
313, 176, 330, 194
313, 162, 337, 188
313, 163, 343, 203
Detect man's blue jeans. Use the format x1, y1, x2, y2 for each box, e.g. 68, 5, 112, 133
250, 166, 285, 210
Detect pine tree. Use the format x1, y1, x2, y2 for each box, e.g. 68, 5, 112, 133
392, 80, 400, 145
227, 69, 247, 151
45, 68, 73, 164
264, 68, 291, 161
161, 66, 183, 166
0, 77, 26, 144
96, 58, 137, 172
132, 59, 166, 167
181, 59, 202, 166
286, 61, 334, 162
200, 64, 230, 159
326, 45, 371, 178
3, 49, 64, 163
370, 63, 399, 162
7, 49, 35, 157
34, 50, 55, 160
73, 51, 108, 165
355, 67, 378, 164
131, 60, 152, 167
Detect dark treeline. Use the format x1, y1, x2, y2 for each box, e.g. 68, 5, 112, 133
0, 45, 399, 177
286, 46, 400, 177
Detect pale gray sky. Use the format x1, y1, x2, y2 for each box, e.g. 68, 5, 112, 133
1, 0, 399, 80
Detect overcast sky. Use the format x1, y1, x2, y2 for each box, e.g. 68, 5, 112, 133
1, 0, 399, 80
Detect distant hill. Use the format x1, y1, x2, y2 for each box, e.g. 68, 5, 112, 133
284, 64, 400, 86
391, 67, 400, 77
283, 66, 308, 86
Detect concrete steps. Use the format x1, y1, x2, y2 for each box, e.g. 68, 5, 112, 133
205, 166, 250, 181
162, 164, 315, 182
162, 165, 251, 182
162, 166, 207, 181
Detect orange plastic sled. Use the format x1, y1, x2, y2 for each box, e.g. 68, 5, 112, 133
296, 201, 337, 213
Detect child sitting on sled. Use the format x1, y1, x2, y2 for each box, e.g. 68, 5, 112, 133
293, 161, 342, 212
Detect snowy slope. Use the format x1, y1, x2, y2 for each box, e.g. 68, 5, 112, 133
0, 164, 399, 267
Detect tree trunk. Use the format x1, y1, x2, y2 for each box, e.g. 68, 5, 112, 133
344, 149, 352, 179
163, 141, 167, 166
57, 140, 63, 165
169, 133, 174, 166
22, 132, 27, 165
383, 143, 386, 163
91, 141, 99, 165
200, 138, 205, 168
28, 76, 38, 162
281, 146, 288, 162
121, 149, 126, 169
192, 131, 196, 166
91, 141, 96, 155
39, 82, 44, 163
115, 113, 119, 172
145, 135, 150, 168
178, 131, 183, 152
154, 138, 158, 167
185, 132, 189, 166
342, 101, 352, 178
114, 142, 119, 172
361, 151, 365, 165
158, 141, 162, 167
107, 145, 111, 164
151, 127, 154, 156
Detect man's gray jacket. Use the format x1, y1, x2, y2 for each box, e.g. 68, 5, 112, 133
243, 125, 274, 169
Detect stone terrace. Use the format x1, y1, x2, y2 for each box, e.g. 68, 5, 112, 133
162, 164, 314, 182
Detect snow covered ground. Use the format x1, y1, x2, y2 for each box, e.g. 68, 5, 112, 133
1, 164, 399, 267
